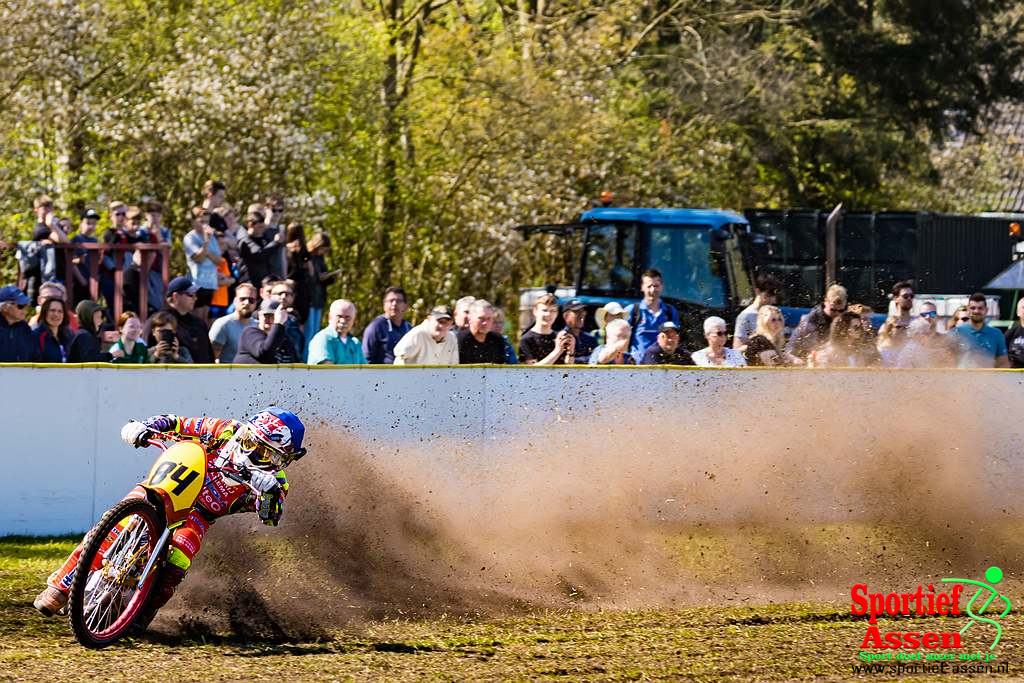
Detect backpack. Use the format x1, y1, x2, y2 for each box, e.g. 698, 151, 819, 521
16, 240, 42, 273
628, 301, 679, 352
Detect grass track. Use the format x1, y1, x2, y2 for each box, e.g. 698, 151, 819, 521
1, 536, 1022, 681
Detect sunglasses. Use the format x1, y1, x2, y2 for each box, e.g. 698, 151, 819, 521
12, 303, 26, 310
708, 330, 728, 337
237, 296, 257, 303
919, 311, 937, 318
958, 316, 970, 322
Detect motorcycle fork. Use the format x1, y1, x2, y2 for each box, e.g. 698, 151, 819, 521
137, 526, 172, 587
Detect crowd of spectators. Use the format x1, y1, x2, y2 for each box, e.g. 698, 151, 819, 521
0, 193, 1019, 370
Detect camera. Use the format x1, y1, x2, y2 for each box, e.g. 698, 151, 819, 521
157, 329, 176, 345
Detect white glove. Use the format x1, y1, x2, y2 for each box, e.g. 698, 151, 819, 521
121, 421, 150, 447
248, 469, 279, 493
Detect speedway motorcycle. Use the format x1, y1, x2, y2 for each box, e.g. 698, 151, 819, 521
66, 432, 261, 648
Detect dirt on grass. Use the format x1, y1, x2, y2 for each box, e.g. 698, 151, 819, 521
164, 374, 1024, 643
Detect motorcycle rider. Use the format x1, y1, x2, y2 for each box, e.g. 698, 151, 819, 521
33, 407, 306, 620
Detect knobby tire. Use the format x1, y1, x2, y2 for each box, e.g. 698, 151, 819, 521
68, 497, 164, 648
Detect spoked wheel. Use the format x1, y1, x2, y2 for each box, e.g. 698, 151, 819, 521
68, 498, 164, 648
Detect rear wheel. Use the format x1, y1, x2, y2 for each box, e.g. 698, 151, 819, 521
68, 498, 164, 648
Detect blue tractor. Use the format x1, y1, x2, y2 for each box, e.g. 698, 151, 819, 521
517, 207, 762, 343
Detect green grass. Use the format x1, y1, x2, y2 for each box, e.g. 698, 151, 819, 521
1, 536, 1022, 681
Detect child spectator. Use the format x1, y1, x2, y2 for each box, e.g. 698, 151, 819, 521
109, 311, 147, 364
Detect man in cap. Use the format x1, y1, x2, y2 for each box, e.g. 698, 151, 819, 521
307, 299, 365, 364
561, 298, 597, 364
71, 209, 101, 303
235, 299, 300, 364
150, 276, 214, 363
639, 321, 694, 365
393, 305, 459, 365
0, 285, 40, 362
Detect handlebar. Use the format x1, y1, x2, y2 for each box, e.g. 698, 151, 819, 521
140, 431, 271, 491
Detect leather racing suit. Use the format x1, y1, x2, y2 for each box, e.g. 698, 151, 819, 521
47, 414, 290, 614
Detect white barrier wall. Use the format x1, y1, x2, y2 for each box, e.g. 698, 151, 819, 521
2, 365, 1023, 535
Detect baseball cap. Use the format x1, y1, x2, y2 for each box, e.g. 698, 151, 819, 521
659, 321, 681, 334
166, 276, 199, 297
259, 299, 281, 314
429, 305, 453, 320
563, 298, 586, 312
0, 285, 30, 306
81, 208, 101, 220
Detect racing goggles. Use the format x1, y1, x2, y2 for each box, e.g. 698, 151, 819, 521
235, 425, 287, 469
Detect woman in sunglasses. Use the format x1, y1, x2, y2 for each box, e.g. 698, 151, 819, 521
692, 316, 746, 367
0, 285, 41, 362
946, 305, 970, 332
744, 305, 801, 366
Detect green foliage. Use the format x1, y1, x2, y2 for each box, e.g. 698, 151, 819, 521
0, 0, 1022, 318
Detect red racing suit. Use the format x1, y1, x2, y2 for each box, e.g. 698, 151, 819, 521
48, 415, 289, 612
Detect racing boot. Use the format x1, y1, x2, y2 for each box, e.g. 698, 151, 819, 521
33, 586, 68, 617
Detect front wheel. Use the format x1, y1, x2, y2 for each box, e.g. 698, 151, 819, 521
68, 498, 164, 648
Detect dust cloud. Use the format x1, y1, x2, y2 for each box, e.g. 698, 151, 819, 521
165, 371, 1024, 638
